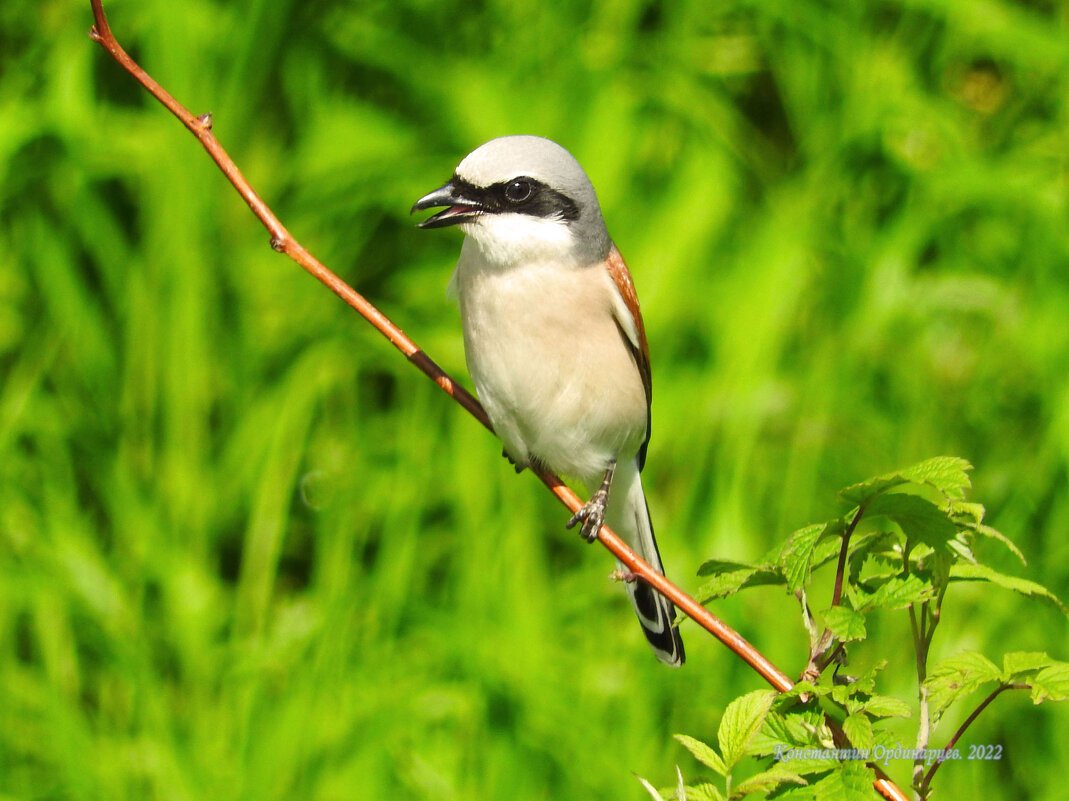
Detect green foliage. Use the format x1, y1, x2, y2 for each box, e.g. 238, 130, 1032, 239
665, 459, 1069, 800
4, 1, 1069, 800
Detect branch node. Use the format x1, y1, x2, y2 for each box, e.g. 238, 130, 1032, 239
89, 25, 103, 42
270, 235, 286, 253
196, 111, 214, 130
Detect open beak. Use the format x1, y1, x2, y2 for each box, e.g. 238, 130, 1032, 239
411, 182, 484, 229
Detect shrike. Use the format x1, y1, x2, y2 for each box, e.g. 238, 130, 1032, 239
412, 135, 684, 666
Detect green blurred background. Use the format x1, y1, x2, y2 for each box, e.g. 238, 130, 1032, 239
2, 0, 1068, 798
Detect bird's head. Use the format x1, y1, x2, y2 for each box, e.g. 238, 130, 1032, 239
412, 135, 610, 266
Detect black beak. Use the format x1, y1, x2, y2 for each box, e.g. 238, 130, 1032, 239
411, 182, 484, 229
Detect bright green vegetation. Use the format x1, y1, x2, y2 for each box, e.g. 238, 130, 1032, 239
670, 457, 1069, 800
2, 1, 1068, 799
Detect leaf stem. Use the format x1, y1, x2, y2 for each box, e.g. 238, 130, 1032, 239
918, 683, 1029, 795
801, 506, 867, 682
831, 504, 866, 607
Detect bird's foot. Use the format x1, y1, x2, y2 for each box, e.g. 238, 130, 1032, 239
609, 568, 637, 583
566, 487, 609, 543
502, 448, 525, 474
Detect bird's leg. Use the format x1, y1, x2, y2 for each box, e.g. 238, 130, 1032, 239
566, 460, 616, 543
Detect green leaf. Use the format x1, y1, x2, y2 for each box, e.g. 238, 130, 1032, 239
686, 782, 727, 801
812, 761, 873, 801
732, 765, 806, 798
636, 775, 670, 801
674, 734, 727, 776
852, 572, 935, 612
847, 532, 901, 581
768, 785, 819, 801
860, 695, 912, 719
698, 558, 754, 577
838, 456, 972, 506
949, 500, 985, 525
752, 708, 826, 756
1030, 662, 1069, 704
839, 479, 909, 508
897, 456, 973, 499
784, 680, 830, 700
1002, 651, 1055, 679
822, 606, 866, 642
850, 660, 887, 693
719, 690, 778, 770
973, 524, 1026, 564
924, 652, 1002, 722
950, 563, 1069, 615
696, 560, 784, 602
864, 493, 957, 547
779, 524, 839, 593
841, 713, 874, 751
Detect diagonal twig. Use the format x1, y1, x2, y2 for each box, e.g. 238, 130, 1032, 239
87, 4, 908, 799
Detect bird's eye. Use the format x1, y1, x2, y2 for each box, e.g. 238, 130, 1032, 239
504, 179, 533, 203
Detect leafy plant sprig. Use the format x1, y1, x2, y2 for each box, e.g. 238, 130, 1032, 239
652, 457, 1069, 800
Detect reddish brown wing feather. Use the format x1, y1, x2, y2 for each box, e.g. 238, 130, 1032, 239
606, 245, 653, 469
605, 245, 652, 405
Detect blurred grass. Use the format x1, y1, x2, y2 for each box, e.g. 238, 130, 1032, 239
1, 0, 1068, 798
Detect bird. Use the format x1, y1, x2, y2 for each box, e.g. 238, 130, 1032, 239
412, 135, 684, 666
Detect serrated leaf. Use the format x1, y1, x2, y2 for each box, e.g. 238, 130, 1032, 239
698, 558, 753, 577
1002, 651, 1054, 679
839, 479, 909, 508
752, 708, 826, 756
865, 493, 957, 547
769, 755, 840, 777
732, 765, 806, 798
950, 563, 1068, 615
861, 695, 912, 719
852, 572, 935, 612
674, 734, 727, 776
810, 534, 850, 572
949, 500, 986, 525
812, 761, 872, 801
767, 784, 819, 801
822, 606, 867, 642
1030, 662, 1069, 704
686, 782, 727, 801
847, 532, 901, 580
897, 456, 973, 499
830, 683, 856, 707
838, 456, 972, 506
784, 680, 830, 700
696, 560, 784, 602
846, 660, 888, 695
719, 690, 777, 770
840, 713, 874, 751
924, 652, 1002, 722
780, 524, 838, 593
974, 524, 1026, 565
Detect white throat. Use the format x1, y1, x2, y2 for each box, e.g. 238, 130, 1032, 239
460, 213, 579, 270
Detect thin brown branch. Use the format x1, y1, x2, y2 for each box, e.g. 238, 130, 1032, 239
87, 5, 909, 799
918, 683, 1028, 796
832, 503, 866, 607
801, 504, 866, 682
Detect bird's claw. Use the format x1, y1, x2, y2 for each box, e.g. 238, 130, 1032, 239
502, 448, 525, 474
566, 488, 609, 543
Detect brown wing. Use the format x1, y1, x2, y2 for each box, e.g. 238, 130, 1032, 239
605, 245, 653, 469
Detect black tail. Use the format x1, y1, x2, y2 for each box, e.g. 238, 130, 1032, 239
610, 461, 685, 667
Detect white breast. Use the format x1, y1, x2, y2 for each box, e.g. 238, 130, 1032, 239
450, 238, 648, 484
